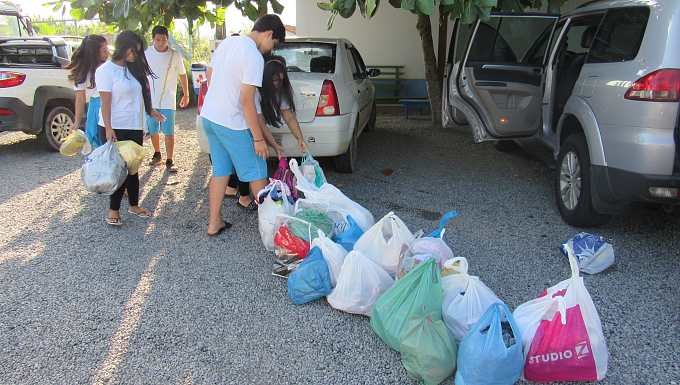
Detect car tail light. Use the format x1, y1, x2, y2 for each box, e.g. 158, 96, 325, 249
316, 80, 340, 116
625, 69, 680, 102
0, 71, 26, 88
0, 108, 14, 116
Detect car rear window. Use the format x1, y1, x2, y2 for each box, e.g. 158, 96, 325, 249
0, 43, 57, 66
587, 7, 650, 63
273, 42, 336, 73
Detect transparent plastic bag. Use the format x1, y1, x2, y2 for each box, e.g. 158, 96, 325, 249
81, 141, 128, 195
258, 180, 294, 251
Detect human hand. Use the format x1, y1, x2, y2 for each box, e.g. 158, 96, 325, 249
254, 140, 268, 159
106, 128, 117, 142
297, 138, 307, 153
151, 110, 166, 123
179, 94, 190, 108
275, 144, 285, 159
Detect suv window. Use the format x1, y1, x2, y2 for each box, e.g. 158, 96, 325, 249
447, 20, 474, 65
0, 43, 57, 66
588, 7, 650, 63
273, 42, 336, 73
468, 17, 555, 65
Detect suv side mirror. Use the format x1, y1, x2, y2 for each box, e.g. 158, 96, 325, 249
368, 68, 381, 78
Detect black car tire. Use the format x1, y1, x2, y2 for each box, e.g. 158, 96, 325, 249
39, 106, 75, 151
555, 134, 611, 227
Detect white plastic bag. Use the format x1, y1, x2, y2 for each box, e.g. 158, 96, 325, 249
311, 230, 348, 287
291, 158, 375, 232
397, 230, 454, 278
196, 115, 210, 154
513, 244, 609, 382
441, 257, 503, 341
294, 199, 351, 237
327, 250, 394, 316
353, 212, 414, 277
81, 141, 128, 195
258, 180, 294, 251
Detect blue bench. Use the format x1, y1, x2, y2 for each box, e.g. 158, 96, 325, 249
400, 99, 430, 119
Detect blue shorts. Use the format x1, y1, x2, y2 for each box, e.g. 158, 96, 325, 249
85, 96, 102, 148
202, 117, 268, 181
146, 109, 176, 135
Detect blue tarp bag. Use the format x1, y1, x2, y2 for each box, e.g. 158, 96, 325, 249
333, 215, 363, 251
287, 247, 333, 305
455, 303, 524, 385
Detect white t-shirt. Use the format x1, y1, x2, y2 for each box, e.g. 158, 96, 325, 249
95, 60, 145, 130
74, 73, 99, 100
200, 36, 264, 131
146, 46, 186, 110
254, 89, 290, 115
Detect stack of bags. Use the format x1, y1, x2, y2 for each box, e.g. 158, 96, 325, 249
257, 155, 611, 385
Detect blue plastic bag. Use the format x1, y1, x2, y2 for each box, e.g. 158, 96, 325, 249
560, 232, 615, 274
333, 215, 364, 251
455, 303, 524, 385
287, 247, 333, 305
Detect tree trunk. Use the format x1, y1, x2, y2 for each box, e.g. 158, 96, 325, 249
416, 13, 442, 127
437, 8, 449, 82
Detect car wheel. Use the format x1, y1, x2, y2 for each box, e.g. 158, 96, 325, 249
365, 102, 377, 132
555, 134, 610, 227
334, 122, 358, 173
39, 106, 75, 151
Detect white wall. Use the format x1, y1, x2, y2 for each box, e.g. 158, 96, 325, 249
296, 3, 445, 79
296, 0, 592, 80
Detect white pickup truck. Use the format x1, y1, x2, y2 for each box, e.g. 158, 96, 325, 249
0, 36, 75, 150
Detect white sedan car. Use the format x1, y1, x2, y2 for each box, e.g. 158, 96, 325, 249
197, 38, 379, 173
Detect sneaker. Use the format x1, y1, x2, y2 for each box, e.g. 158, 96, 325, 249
166, 159, 178, 173
149, 152, 162, 166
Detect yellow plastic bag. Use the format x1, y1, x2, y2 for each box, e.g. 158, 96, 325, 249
114, 140, 145, 175
59, 130, 89, 156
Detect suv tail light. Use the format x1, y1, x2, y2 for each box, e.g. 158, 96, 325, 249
0, 71, 26, 88
625, 69, 680, 102
0, 108, 15, 116
316, 80, 340, 116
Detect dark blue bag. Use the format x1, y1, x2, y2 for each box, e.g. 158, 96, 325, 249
287, 247, 333, 305
333, 215, 363, 251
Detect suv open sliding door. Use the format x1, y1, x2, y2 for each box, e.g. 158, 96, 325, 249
457, 14, 557, 140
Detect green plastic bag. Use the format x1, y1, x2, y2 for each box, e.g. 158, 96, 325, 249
290, 209, 334, 241
370, 259, 443, 351
400, 314, 457, 385
370, 259, 457, 385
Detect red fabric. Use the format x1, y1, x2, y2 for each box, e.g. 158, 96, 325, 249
274, 225, 310, 257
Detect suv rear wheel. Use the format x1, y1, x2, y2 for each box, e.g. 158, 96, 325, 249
555, 134, 610, 227
39, 106, 75, 151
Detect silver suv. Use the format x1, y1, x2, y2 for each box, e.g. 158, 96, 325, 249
443, 0, 680, 226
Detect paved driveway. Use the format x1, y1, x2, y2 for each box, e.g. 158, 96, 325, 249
0, 109, 678, 384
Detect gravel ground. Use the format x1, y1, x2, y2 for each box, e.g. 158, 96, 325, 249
0, 108, 678, 385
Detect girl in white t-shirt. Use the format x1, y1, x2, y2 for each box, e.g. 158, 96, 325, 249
66, 34, 109, 148
96, 31, 165, 226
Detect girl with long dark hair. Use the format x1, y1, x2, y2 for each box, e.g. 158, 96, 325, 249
96, 30, 165, 226
225, 56, 306, 210
66, 34, 109, 147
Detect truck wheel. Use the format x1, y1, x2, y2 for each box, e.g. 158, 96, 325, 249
334, 122, 359, 173
39, 106, 75, 151
555, 134, 611, 227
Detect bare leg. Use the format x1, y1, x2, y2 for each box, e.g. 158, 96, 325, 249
151, 133, 161, 154
165, 134, 174, 161
249, 178, 268, 203
208, 175, 229, 234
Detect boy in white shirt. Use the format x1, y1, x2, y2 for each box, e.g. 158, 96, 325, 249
146, 25, 190, 173
200, 14, 286, 236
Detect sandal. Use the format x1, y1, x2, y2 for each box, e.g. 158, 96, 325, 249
225, 190, 239, 199
106, 216, 123, 226
208, 221, 233, 236
237, 200, 258, 211
128, 208, 153, 218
